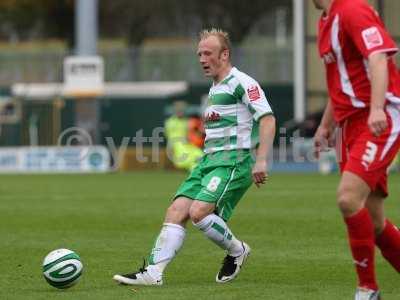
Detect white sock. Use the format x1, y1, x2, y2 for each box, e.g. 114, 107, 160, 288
194, 214, 244, 257
148, 223, 186, 274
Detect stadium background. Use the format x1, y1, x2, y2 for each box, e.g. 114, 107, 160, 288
0, 1, 399, 299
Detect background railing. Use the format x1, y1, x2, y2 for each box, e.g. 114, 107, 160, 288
0, 38, 293, 85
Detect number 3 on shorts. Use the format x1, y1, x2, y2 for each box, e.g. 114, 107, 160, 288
207, 176, 221, 192
362, 141, 378, 168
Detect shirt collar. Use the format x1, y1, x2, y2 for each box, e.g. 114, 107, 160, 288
212, 67, 235, 87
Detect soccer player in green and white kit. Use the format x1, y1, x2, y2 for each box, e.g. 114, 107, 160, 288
113, 28, 276, 285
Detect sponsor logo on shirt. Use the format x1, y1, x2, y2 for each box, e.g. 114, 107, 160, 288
247, 85, 261, 101
204, 111, 221, 122
361, 26, 383, 50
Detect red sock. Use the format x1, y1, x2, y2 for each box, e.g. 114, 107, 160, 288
376, 219, 400, 272
344, 208, 378, 290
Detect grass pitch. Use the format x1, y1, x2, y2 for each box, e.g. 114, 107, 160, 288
0, 172, 399, 300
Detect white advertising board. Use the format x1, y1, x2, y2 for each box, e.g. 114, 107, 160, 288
63, 56, 104, 97
0, 146, 110, 173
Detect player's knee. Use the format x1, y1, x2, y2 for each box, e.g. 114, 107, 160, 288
337, 185, 362, 216
165, 202, 190, 225
189, 207, 204, 224
189, 206, 210, 224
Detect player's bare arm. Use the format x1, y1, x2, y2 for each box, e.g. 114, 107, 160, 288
314, 100, 335, 158
368, 52, 389, 137
252, 114, 275, 187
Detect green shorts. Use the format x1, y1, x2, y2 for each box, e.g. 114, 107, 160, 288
174, 150, 253, 221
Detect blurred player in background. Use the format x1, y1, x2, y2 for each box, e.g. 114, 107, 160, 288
313, 0, 400, 299
187, 112, 205, 149
164, 100, 203, 171
113, 28, 275, 285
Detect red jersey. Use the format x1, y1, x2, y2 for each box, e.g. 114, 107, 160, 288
318, 0, 400, 123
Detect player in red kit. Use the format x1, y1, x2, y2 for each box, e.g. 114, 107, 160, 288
312, 0, 400, 299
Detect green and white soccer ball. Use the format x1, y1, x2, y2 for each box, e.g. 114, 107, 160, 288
42, 248, 83, 289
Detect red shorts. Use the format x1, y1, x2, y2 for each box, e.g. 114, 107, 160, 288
337, 104, 400, 196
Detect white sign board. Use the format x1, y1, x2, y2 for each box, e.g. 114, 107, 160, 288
0, 146, 110, 173
63, 56, 104, 97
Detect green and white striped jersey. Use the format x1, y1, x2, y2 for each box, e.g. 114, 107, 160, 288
203, 67, 273, 153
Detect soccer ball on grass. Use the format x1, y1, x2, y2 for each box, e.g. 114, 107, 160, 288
42, 248, 83, 289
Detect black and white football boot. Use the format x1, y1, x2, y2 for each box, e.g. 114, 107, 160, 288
216, 242, 251, 283
113, 260, 162, 286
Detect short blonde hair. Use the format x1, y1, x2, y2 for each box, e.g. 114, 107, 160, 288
199, 28, 232, 57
